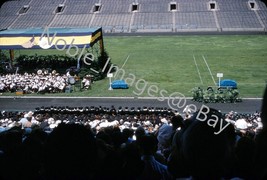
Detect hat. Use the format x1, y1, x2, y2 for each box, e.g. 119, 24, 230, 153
123, 121, 131, 127
49, 124, 57, 129
99, 122, 109, 128
161, 118, 168, 124
144, 121, 151, 126
56, 120, 62, 124
24, 111, 34, 118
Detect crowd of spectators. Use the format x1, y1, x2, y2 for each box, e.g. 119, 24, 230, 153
0, 87, 266, 180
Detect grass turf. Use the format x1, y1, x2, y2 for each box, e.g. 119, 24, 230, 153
3, 35, 267, 98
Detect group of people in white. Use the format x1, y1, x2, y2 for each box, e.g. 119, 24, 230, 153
0, 70, 94, 94
0, 71, 69, 94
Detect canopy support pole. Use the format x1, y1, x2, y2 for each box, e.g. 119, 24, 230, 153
9, 49, 14, 68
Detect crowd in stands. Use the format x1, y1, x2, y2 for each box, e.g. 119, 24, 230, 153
0, 85, 267, 180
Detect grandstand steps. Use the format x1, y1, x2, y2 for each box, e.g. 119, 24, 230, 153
213, 11, 222, 32
7, 14, 20, 29
254, 10, 266, 29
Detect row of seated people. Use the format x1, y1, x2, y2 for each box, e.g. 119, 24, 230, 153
0, 92, 266, 180
0, 105, 263, 136
34, 105, 175, 115
0, 72, 92, 94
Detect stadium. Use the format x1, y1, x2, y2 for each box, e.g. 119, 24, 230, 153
1, 0, 267, 179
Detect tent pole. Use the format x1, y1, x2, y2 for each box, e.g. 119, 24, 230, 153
99, 29, 104, 55
9, 49, 14, 68
99, 38, 104, 55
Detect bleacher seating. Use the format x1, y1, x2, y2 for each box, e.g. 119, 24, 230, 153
63, 4, 95, 15
217, 11, 263, 29
175, 12, 217, 30
10, 15, 54, 29
0, 16, 17, 29
50, 14, 93, 28
101, 0, 133, 14
29, 0, 64, 7
178, 1, 209, 12
0, 0, 267, 33
216, 0, 250, 11
258, 10, 267, 28
26, 5, 57, 15
137, 2, 169, 13
91, 13, 132, 29
258, 0, 267, 9
0, 1, 22, 16
133, 13, 172, 31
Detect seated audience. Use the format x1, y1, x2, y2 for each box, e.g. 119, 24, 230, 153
0, 92, 266, 180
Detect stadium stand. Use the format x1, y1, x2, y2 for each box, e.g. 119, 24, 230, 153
217, 11, 263, 30
258, 10, 267, 27
101, 0, 133, 14
10, 15, 55, 29
0, 16, 17, 29
50, 14, 93, 28
91, 13, 132, 32
0, 1, 22, 16
132, 12, 173, 32
0, 0, 267, 33
178, 1, 209, 12
137, 0, 169, 13
63, 0, 98, 14
216, 0, 251, 11
175, 12, 217, 31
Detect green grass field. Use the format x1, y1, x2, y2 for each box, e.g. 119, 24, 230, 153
5, 35, 267, 98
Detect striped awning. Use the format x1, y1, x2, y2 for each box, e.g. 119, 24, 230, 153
0, 27, 102, 49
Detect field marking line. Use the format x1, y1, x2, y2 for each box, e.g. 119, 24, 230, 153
121, 54, 130, 69
202, 55, 216, 86
193, 54, 203, 85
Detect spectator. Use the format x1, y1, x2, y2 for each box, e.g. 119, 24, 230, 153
44, 123, 97, 179
254, 85, 267, 179
0, 103, 266, 180
138, 134, 172, 180
19, 111, 33, 128
157, 115, 184, 159
234, 136, 256, 179
120, 142, 144, 180
174, 108, 236, 179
